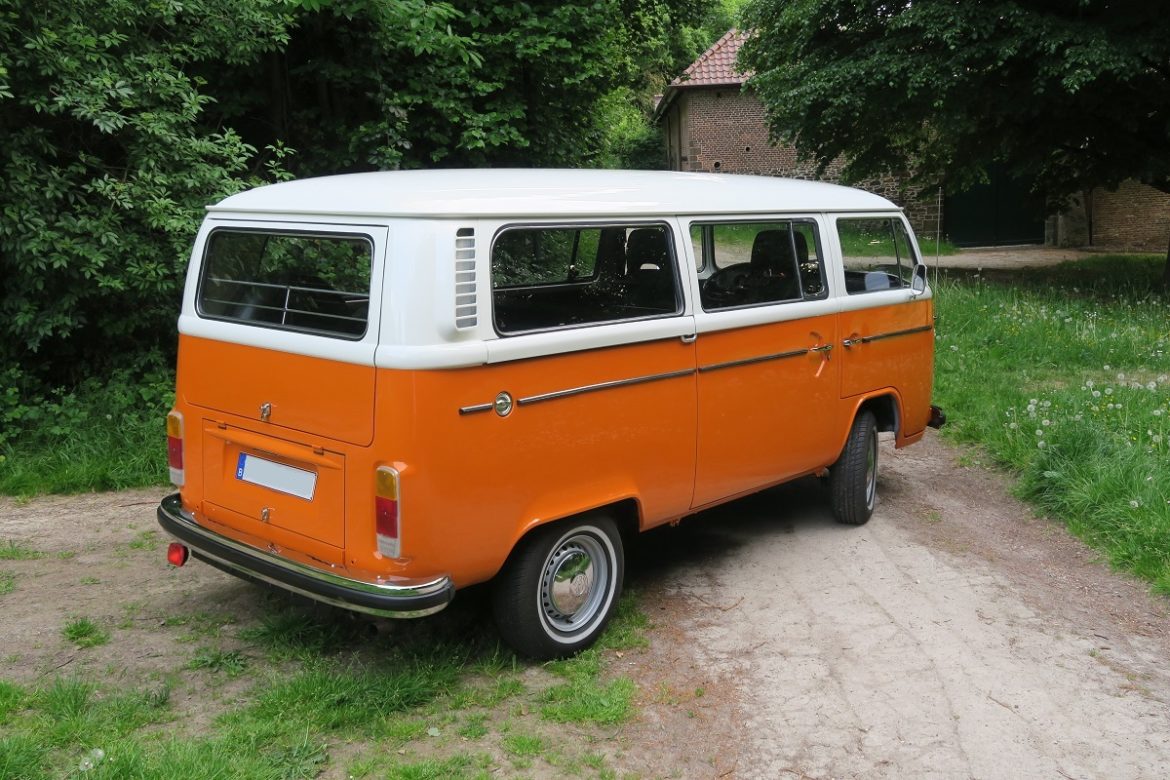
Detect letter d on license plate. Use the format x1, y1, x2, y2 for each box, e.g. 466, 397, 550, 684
236, 453, 317, 500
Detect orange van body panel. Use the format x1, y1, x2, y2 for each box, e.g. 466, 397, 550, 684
839, 298, 935, 437
693, 313, 844, 506
372, 337, 698, 587
179, 336, 376, 446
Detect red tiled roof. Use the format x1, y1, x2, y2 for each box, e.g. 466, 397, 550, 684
671, 29, 748, 88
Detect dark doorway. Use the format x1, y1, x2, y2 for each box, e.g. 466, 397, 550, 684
944, 164, 1045, 247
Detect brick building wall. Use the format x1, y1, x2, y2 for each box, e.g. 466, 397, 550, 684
666, 89, 942, 240
1090, 181, 1170, 251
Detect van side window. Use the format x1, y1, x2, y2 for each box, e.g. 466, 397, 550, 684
691, 221, 826, 311
492, 224, 681, 334
197, 230, 372, 338
838, 218, 914, 294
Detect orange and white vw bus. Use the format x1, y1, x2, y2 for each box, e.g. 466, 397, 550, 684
157, 169, 943, 659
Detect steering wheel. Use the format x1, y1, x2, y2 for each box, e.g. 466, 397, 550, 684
705, 264, 752, 293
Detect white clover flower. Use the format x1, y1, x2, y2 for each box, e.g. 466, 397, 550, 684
1029, 398, 1039, 405
1105, 387, 1114, 396
1129, 499, 1141, 508
1104, 364, 1111, 370
1092, 390, 1102, 398
1035, 429, 1044, 436
950, 344, 959, 352
1042, 419, 1051, 426
1086, 379, 1095, 388
1037, 440, 1047, 449
1154, 409, 1164, 417
1008, 422, 1019, 430
1117, 373, 1126, 381
1147, 381, 1157, 391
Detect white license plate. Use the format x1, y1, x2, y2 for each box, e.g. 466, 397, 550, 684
235, 453, 316, 500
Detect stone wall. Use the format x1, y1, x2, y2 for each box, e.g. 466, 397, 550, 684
1090, 181, 1170, 251
667, 89, 941, 239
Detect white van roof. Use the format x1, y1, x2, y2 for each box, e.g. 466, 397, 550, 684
208, 169, 897, 219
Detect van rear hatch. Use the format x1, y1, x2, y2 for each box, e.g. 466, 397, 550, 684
179, 225, 384, 557
186, 226, 380, 445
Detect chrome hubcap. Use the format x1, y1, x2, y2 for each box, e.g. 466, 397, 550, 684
865, 434, 878, 511
541, 533, 609, 633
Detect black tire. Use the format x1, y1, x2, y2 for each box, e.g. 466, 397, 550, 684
829, 410, 879, 525
491, 515, 624, 660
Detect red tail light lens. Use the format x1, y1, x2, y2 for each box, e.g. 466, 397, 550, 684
375, 466, 401, 558
166, 411, 184, 487
167, 542, 189, 567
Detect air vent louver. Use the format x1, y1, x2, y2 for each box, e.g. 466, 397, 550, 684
454, 227, 477, 329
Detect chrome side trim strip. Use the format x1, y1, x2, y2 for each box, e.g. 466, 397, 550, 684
845, 324, 933, 347
698, 347, 809, 374
517, 368, 695, 406
458, 402, 494, 416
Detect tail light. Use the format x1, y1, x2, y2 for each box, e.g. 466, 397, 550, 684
166, 411, 184, 486
167, 542, 189, 567
375, 466, 401, 558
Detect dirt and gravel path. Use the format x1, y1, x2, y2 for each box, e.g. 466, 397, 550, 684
622, 431, 1170, 778
3, 432, 1169, 778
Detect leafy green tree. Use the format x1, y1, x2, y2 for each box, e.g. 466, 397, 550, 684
213, 0, 724, 172
0, 0, 294, 382
739, 0, 1170, 276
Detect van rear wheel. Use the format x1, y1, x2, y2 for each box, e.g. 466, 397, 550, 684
830, 410, 879, 525
492, 515, 624, 660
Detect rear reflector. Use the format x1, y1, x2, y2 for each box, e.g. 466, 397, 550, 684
167, 542, 189, 567
166, 411, 184, 486
375, 466, 401, 558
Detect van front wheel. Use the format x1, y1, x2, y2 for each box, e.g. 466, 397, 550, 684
492, 516, 624, 660
830, 410, 879, 525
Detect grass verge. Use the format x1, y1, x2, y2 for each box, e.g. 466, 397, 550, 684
1, 593, 650, 778
933, 254, 1170, 592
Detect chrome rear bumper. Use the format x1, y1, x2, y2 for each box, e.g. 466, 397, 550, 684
157, 493, 453, 618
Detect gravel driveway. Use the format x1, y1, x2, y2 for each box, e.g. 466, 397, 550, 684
2, 431, 1168, 779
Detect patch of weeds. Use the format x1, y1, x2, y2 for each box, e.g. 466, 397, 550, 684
222, 655, 461, 742
0, 733, 46, 780
0, 571, 14, 596
595, 591, 650, 651
0, 541, 43, 561
0, 680, 26, 722
264, 734, 329, 780
62, 617, 110, 649
164, 611, 235, 642
541, 649, 635, 725
186, 648, 249, 677
458, 713, 489, 740
502, 733, 545, 757
450, 676, 525, 709
79, 576, 100, 586
56, 550, 76, 560
238, 607, 369, 661
33, 678, 172, 748
382, 717, 428, 743
385, 753, 491, 780
126, 530, 160, 551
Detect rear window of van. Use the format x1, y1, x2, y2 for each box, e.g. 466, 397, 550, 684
197, 230, 372, 339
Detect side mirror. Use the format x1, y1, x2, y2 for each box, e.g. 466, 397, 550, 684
910, 264, 927, 296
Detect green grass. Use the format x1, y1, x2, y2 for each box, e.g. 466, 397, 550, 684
62, 617, 110, 648
0, 541, 44, 561
186, 648, 249, 677
0, 366, 172, 496
934, 254, 1170, 591
0, 571, 14, 597
2, 592, 650, 779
